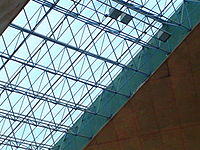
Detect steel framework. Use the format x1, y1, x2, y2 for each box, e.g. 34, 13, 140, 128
0, 0, 196, 149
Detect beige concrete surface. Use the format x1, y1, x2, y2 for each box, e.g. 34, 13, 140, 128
0, 0, 29, 35
84, 23, 200, 150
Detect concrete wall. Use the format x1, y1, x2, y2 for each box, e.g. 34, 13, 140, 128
0, 0, 29, 35
84, 23, 200, 150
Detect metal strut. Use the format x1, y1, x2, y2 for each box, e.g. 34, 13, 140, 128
32, 0, 169, 54
0, 51, 130, 99
0, 108, 91, 141
0, 134, 51, 149
0, 109, 69, 133
112, 0, 189, 30
9, 23, 149, 77
0, 80, 110, 119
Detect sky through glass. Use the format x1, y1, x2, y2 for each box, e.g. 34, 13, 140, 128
0, 0, 183, 149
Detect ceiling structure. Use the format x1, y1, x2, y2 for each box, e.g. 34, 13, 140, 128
0, 0, 199, 149
84, 21, 200, 150
0, 0, 29, 35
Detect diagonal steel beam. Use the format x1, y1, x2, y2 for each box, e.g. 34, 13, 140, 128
33, 0, 169, 53
0, 109, 69, 133
9, 23, 150, 77
0, 0, 60, 72
0, 109, 91, 140
111, 0, 189, 30
0, 52, 130, 98
0, 80, 109, 119
0, 134, 51, 149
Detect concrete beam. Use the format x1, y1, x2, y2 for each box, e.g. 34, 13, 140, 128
0, 0, 29, 35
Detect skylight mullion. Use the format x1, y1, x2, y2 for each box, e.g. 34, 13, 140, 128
0, 0, 187, 148
85, 84, 96, 104
45, 43, 57, 71
0, 52, 129, 99
91, 0, 103, 22
0, 75, 110, 117
23, 67, 37, 119
10, 24, 150, 76
116, 0, 186, 28
0, 92, 18, 146
23, 8, 32, 30
45, 73, 57, 123
0, 108, 70, 132
64, 47, 79, 80
42, 6, 57, 40
0, 0, 62, 73
0, 68, 69, 146
33, 0, 159, 51
0, 134, 51, 149
65, 17, 79, 48
85, 24, 100, 55
85, 55, 97, 83
65, 77, 77, 106
32, 0, 164, 53
0, 15, 72, 101
105, 32, 119, 61
26, 124, 38, 149
21, 32, 34, 64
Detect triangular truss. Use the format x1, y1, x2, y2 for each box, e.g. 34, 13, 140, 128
0, 0, 194, 149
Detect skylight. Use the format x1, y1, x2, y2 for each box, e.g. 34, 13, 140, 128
0, 0, 183, 149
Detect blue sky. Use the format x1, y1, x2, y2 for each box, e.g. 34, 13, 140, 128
0, 0, 183, 149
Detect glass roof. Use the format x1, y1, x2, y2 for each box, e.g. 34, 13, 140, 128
0, 0, 183, 149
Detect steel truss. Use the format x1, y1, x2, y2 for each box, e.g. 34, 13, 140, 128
0, 134, 51, 149
0, 0, 187, 149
